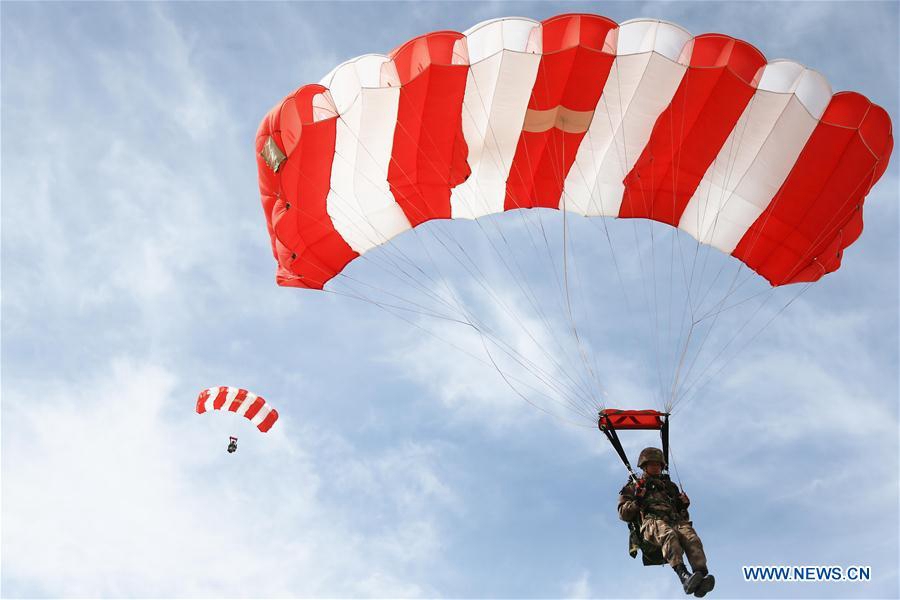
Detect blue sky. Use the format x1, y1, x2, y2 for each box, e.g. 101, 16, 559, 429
2, 1, 898, 598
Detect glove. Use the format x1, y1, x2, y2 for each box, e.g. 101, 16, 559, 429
634, 479, 646, 499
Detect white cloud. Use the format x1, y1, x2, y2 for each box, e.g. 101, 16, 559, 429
563, 569, 591, 599
1, 359, 456, 597
2, 9, 246, 319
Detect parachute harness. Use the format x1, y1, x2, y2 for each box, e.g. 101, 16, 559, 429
598, 409, 670, 484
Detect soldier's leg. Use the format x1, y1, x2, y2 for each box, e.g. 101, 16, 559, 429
646, 519, 705, 594
676, 522, 715, 596
675, 522, 708, 573
643, 518, 685, 567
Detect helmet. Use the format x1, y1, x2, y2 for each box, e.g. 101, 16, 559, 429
637, 447, 665, 469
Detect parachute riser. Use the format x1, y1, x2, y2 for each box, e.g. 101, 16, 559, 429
598, 409, 671, 480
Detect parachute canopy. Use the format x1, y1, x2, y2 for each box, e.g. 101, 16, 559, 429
256, 12, 892, 291
253, 12, 894, 422
196, 387, 278, 433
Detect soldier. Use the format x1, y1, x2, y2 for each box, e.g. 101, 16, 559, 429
618, 447, 715, 597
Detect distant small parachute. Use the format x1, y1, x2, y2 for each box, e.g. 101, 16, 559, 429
196, 387, 279, 432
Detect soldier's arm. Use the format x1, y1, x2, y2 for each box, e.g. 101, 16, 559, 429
618, 484, 639, 522
669, 481, 690, 509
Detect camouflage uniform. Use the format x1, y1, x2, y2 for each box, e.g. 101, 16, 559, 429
618, 475, 708, 572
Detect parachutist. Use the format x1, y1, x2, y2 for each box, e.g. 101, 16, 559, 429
227, 436, 238, 454
618, 448, 715, 597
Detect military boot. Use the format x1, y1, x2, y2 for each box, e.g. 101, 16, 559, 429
692, 569, 715, 597
673, 564, 704, 595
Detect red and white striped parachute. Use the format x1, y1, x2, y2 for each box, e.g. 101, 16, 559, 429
196, 387, 278, 433
256, 13, 892, 290
253, 13, 894, 421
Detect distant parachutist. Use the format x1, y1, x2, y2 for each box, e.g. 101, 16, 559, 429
227, 436, 238, 454
196, 387, 279, 433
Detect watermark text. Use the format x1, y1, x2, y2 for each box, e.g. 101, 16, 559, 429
743, 565, 871, 582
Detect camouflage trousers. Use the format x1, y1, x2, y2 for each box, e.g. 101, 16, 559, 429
641, 517, 707, 572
